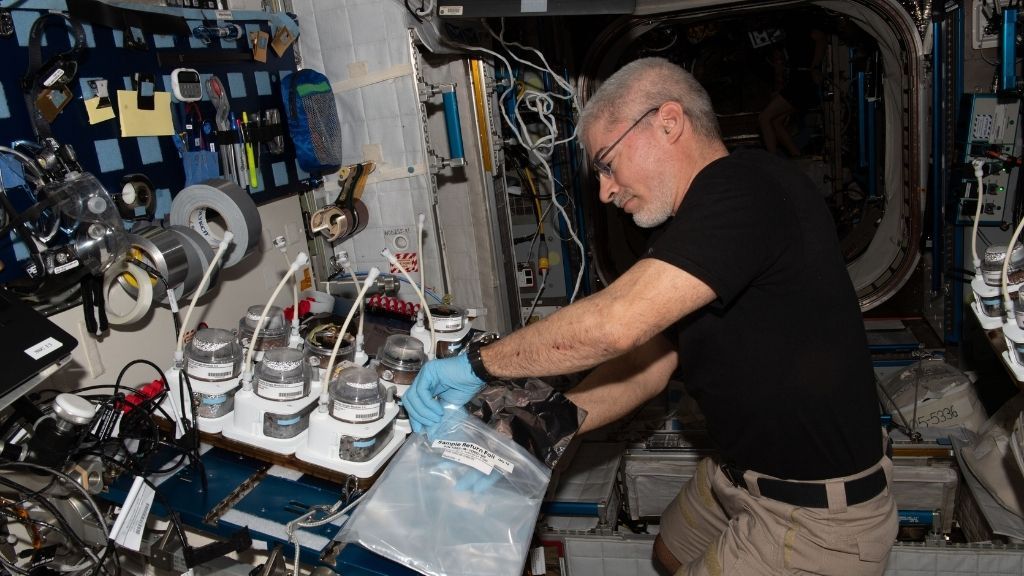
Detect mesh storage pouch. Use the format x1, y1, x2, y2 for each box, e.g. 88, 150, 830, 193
281, 68, 342, 175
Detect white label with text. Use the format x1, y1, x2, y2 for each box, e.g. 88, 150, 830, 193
432, 439, 514, 475
25, 337, 62, 360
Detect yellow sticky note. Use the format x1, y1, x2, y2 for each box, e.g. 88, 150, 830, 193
116, 90, 175, 137
84, 97, 115, 125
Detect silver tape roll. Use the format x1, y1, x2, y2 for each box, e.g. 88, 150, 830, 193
121, 226, 189, 304
104, 261, 153, 325
169, 179, 261, 269
167, 224, 219, 299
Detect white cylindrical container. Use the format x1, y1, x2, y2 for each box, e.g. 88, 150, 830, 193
376, 334, 427, 386
185, 328, 242, 417
254, 348, 310, 402
238, 305, 289, 356
329, 366, 385, 424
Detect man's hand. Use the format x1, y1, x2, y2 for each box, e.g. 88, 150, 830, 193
403, 355, 484, 433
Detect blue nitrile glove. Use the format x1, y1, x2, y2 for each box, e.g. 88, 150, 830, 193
403, 354, 484, 434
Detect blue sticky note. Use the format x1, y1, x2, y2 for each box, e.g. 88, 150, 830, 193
137, 137, 163, 165
94, 139, 124, 173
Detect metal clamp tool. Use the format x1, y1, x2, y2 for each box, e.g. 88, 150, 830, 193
309, 161, 374, 242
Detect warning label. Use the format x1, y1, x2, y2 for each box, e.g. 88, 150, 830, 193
390, 252, 419, 274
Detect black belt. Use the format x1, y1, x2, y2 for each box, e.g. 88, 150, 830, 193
720, 465, 887, 508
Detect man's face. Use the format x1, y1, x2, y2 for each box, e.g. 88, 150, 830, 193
587, 111, 676, 228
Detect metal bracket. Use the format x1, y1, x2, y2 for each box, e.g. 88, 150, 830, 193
308, 162, 374, 242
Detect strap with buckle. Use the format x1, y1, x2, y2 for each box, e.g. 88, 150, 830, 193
721, 464, 887, 508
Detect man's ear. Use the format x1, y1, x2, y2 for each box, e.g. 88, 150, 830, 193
657, 101, 686, 143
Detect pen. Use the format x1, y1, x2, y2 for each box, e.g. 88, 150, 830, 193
243, 112, 258, 188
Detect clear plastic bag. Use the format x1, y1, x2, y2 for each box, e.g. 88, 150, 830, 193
341, 408, 551, 576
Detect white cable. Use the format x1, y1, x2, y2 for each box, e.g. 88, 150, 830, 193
277, 240, 301, 347
417, 213, 426, 294
1002, 220, 1024, 313
287, 496, 361, 576
175, 231, 234, 364
414, 0, 434, 16
320, 267, 381, 400
523, 269, 549, 327
972, 159, 987, 270
533, 151, 586, 302
339, 253, 368, 365
382, 248, 436, 354
443, 30, 586, 301
242, 252, 309, 382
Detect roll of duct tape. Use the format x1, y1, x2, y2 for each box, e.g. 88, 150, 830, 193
114, 174, 156, 221
104, 261, 153, 325
167, 224, 218, 299
169, 179, 261, 269
121, 226, 189, 304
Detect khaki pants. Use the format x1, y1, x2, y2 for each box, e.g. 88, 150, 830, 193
659, 457, 898, 576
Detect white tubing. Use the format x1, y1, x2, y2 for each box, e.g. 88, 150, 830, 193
244, 252, 308, 379
417, 213, 426, 292
280, 249, 300, 337
972, 159, 986, 270
320, 267, 381, 402
381, 248, 435, 355
176, 232, 234, 363
104, 261, 153, 325
347, 265, 365, 353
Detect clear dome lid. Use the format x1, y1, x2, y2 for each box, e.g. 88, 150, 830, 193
255, 348, 306, 383
187, 328, 242, 364
239, 305, 287, 336
328, 366, 384, 423
377, 334, 426, 371
982, 242, 1024, 271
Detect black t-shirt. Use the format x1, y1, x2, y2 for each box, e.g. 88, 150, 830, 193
646, 149, 881, 480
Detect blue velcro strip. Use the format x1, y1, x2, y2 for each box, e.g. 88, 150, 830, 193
0, 82, 9, 119
153, 34, 175, 48
254, 71, 272, 96
272, 161, 288, 187
187, 20, 205, 49
154, 188, 172, 220
137, 137, 163, 164
13, 11, 37, 47
10, 231, 29, 261
82, 23, 96, 48
227, 73, 247, 98
94, 139, 124, 173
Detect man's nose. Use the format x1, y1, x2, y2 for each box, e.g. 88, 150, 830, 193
598, 175, 618, 205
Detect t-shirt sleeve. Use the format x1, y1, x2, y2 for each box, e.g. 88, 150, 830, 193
645, 165, 788, 307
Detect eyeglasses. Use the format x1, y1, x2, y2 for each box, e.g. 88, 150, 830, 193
591, 107, 660, 180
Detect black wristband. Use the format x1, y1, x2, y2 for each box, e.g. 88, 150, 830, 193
466, 333, 499, 382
